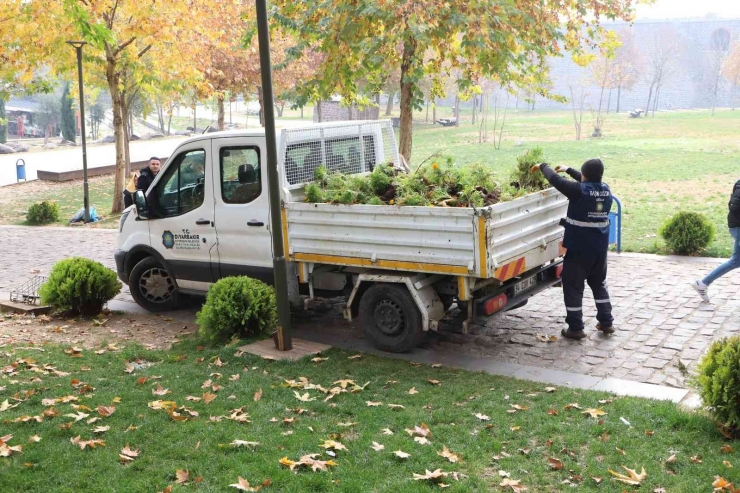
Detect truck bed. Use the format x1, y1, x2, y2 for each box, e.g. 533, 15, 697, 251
282, 187, 567, 281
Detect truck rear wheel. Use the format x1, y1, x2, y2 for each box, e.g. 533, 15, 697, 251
359, 284, 423, 353
129, 257, 179, 312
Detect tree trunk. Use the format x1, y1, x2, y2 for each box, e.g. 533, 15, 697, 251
471, 95, 477, 125
385, 92, 395, 116
121, 92, 131, 177
652, 84, 661, 117
607, 88, 612, 114
425, 99, 429, 122
432, 99, 436, 124
217, 95, 225, 131
316, 101, 322, 123
167, 110, 173, 136
398, 37, 417, 163
645, 83, 654, 115
616, 86, 621, 113
454, 94, 460, 126
0, 98, 6, 144
106, 52, 127, 215
300, 106, 304, 118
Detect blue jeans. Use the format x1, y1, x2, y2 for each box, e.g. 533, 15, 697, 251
703, 227, 740, 285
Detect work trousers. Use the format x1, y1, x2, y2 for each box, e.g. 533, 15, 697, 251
562, 249, 613, 331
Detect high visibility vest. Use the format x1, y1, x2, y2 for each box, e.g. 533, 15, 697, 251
563, 182, 613, 252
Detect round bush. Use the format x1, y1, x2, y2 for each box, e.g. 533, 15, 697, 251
27, 201, 60, 225
692, 335, 740, 434
39, 257, 122, 315
196, 276, 277, 342
659, 211, 715, 255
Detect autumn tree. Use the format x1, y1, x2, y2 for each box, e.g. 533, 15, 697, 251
721, 42, 740, 111
589, 31, 621, 137
274, 0, 637, 163
609, 28, 641, 113
708, 29, 731, 116
643, 26, 682, 117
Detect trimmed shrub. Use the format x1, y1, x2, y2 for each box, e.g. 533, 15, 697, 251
660, 211, 715, 255
27, 201, 60, 225
39, 257, 121, 315
692, 335, 740, 434
196, 276, 277, 342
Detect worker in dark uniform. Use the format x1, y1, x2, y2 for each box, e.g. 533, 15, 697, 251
136, 157, 162, 192
530, 159, 614, 340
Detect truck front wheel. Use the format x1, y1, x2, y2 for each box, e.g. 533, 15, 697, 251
129, 257, 179, 312
359, 284, 423, 353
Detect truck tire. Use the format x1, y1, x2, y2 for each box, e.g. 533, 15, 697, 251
359, 283, 423, 353
129, 257, 179, 312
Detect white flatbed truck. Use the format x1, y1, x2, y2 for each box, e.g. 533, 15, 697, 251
116, 120, 567, 352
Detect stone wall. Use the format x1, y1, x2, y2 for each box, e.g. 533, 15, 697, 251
313, 101, 380, 122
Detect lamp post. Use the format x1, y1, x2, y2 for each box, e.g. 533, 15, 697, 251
255, 0, 293, 351
66, 41, 90, 223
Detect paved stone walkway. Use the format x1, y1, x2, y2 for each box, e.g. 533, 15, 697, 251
2, 225, 738, 388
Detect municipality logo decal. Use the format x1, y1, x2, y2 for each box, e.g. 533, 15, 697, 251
162, 230, 175, 249
596, 202, 604, 212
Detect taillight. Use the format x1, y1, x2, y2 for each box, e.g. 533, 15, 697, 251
556, 265, 564, 279
484, 294, 507, 315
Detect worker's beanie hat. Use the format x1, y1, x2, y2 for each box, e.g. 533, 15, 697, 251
581, 158, 604, 182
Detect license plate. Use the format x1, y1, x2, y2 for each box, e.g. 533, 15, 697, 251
512, 276, 537, 296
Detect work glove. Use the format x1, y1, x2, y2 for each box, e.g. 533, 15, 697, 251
554, 165, 568, 173
529, 162, 547, 174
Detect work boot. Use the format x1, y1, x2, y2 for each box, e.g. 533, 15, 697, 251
561, 328, 586, 340
596, 323, 615, 335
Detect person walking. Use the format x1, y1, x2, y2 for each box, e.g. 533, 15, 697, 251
530, 159, 614, 340
690, 178, 740, 302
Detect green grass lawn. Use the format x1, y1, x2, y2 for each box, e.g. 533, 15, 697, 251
0, 338, 736, 492
0, 175, 119, 228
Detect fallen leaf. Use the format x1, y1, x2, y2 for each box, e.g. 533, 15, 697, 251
724, 460, 733, 468
213, 357, 225, 367
229, 476, 260, 491
92, 426, 110, 434
348, 354, 362, 360
438, 445, 461, 463
371, 441, 385, 451
645, 430, 655, 436
152, 384, 170, 396
616, 447, 626, 455
565, 403, 581, 410
691, 455, 702, 464
320, 439, 347, 451
311, 357, 328, 363
473, 413, 490, 421
547, 409, 558, 416
97, 405, 116, 417
713, 476, 733, 489
407, 387, 419, 395
382, 428, 394, 435
414, 436, 431, 445
253, 388, 263, 401
176, 469, 189, 484
510, 426, 521, 432
294, 391, 315, 402
582, 408, 607, 419
548, 457, 564, 470
412, 468, 447, 481
64, 411, 90, 422
721, 445, 734, 453
366, 401, 382, 407
28, 435, 41, 443
608, 466, 647, 486
202, 392, 217, 404
665, 454, 677, 464
428, 379, 441, 386
591, 477, 602, 484
499, 477, 527, 492
545, 387, 557, 392
394, 450, 411, 459
119, 444, 139, 462
387, 404, 405, 410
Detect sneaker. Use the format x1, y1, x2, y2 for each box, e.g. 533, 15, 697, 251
561, 328, 586, 340
690, 280, 710, 303
597, 323, 615, 335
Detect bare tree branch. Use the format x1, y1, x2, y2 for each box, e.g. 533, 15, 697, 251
113, 37, 136, 57
137, 44, 152, 59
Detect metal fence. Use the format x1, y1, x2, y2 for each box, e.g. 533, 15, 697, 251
280, 120, 399, 187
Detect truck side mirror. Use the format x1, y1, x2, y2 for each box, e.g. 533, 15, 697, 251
133, 190, 149, 219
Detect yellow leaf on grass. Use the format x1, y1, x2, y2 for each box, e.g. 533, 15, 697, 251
294, 391, 315, 402
370, 441, 385, 451
608, 466, 647, 486
152, 384, 170, 396
176, 469, 190, 484
713, 476, 733, 489
253, 388, 263, 401
366, 401, 382, 407
393, 450, 411, 459
320, 439, 347, 451
28, 435, 41, 443
438, 445, 461, 463
724, 460, 733, 468
148, 401, 177, 411
202, 392, 217, 404
407, 387, 419, 395
414, 436, 431, 445
412, 468, 447, 481
97, 406, 116, 417
499, 477, 527, 492
228, 476, 261, 491
427, 379, 441, 386
581, 408, 607, 418
473, 413, 490, 421
382, 428, 394, 435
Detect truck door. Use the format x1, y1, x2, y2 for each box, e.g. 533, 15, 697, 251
211, 137, 273, 284
146, 142, 218, 290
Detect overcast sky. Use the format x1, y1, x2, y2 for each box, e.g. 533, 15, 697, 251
635, 0, 740, 20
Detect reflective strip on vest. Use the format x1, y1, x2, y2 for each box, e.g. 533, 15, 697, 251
565, 217, 609, 228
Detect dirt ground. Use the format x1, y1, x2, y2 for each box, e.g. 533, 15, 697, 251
0, 310, 196, 350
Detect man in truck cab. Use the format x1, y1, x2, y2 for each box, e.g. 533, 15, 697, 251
531, 159, 614, 340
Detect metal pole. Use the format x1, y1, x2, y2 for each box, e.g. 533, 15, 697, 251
68, 41, 90, 223
256, 0, 292, 350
